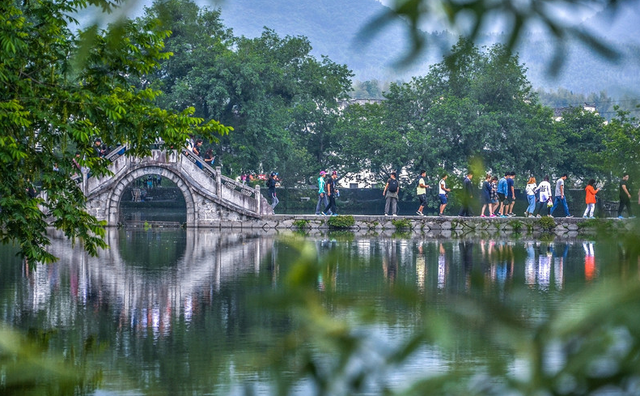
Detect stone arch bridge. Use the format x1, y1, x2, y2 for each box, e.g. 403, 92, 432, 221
80, 146, 272, 226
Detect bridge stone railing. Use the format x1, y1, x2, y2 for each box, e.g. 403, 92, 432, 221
82, 145, 272, 225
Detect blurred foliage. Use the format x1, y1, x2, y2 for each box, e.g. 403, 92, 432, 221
362, 0, 622, 72
240, 225, 640, 395
0, 326, 102, 395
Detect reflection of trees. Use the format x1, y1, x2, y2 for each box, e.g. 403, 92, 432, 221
0, 235, 611, 394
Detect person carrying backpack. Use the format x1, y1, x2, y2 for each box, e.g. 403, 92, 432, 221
383, 172, 400, 216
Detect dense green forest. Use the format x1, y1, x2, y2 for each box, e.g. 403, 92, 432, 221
134, 0, 639, 195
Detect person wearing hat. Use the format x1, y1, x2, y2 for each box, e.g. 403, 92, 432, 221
323, 171, 339, 215
315, 171, 329, 215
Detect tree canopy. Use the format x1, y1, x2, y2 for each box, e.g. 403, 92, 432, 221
0, 0, 230, 264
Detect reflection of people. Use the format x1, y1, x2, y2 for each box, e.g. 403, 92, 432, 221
382, 241, 397, 283
583, 242, 595, 281
438, 243, 446, 289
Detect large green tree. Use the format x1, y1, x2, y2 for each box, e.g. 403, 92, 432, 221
554, 106, 608, 182
0, 0, 230, 264
368, 38, 561, 181
138, 0, 353, 184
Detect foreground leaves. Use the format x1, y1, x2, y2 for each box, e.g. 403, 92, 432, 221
0, 0, 230, 265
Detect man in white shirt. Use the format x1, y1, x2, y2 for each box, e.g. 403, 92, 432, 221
415, 170, 429, 216
550, 174, 572, 218
438, 174, 450, 216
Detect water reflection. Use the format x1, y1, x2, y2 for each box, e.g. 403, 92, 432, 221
5, 234, 604, 332
0, 232, 613, 395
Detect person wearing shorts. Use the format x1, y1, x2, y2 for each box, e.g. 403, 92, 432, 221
415, 170, 429, 216
438, 174, 450, 216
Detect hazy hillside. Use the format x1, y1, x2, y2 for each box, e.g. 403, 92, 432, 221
217, 0, 440, 80
217, 0, 640, 98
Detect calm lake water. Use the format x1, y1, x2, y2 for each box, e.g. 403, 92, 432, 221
0, 227, 631, 395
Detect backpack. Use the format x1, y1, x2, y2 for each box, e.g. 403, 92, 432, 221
265, 178, 272, 188
388, 178, 398, 193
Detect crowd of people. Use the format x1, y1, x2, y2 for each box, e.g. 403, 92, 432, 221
417, 171, 637, 219
299, 170, 638, 219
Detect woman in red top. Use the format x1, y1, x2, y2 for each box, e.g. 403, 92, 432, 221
583, 179, 599, 218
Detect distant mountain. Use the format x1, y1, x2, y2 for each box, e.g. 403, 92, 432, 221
216, 0, 640, 98
217, 0, 440, 80
519, 0, 640, 97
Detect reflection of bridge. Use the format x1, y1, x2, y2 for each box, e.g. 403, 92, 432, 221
30, 229, 273, 334
81, 146, 272, 226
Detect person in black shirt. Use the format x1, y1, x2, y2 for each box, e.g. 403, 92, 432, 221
267, 173, 279, 210
323, 171, 338, 215
618, 173, 634, 218
458, 172, 474, 217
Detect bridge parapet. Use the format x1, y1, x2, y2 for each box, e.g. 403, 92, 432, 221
83, 146, 272, 226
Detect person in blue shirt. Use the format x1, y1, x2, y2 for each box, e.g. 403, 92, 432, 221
497, 173, 508, 217
315, 171, 329, 215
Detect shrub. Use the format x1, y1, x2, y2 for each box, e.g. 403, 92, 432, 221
327, 215, 355, 229
391, 218, 411, 232
293, 219, 310, 230
508, 220, 523, 233
536, 216, 556, 231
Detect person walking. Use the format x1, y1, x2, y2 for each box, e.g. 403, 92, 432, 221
533, 175, 552, 217
203, 149, 215, 167
506, 172, 516, 216
383, 172, 400, 216
415, 170, 429, 216
438, 174, 450, 216
550, 174, 572, 218
490, 176, 499, 217
524, 176, 537, 217
315, 171, 329, 215
496, 173, 508, 217
267, 173, 279, 210
480, 174, 492, 217
323, 171, 339, 216
458, 172, 474, 217
618, 173, 634, 218
583, 179, 599, 218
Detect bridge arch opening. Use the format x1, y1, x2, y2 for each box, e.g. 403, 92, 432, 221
107, 166, 196, 226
